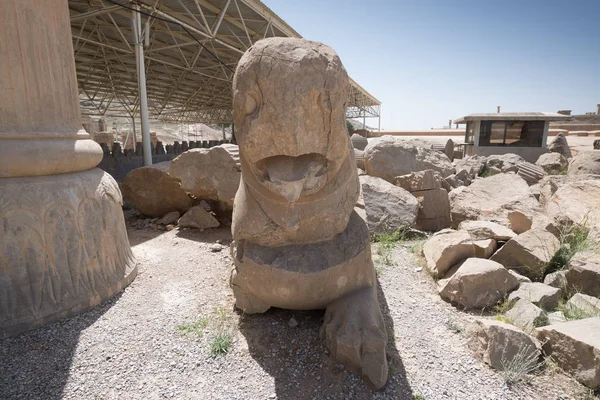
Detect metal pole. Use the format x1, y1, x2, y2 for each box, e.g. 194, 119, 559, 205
133, 8, 152, 165
131, 117, 137, 152
222, 124, 226, 141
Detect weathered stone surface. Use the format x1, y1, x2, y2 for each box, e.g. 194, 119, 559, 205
474, 239, 497, 259
543, 270, 567, 289
566, 252, 600, 297
411, 188, 451, 232
423, 229, 475, 277
485, 154, 525, 173
547, 133, 572, 159
169, 146, 240, 208
508, 210, 533, 234
438, 258, 519, 309
458, 220, 517, 241
490, 229, 560, 280
363, 136, 454, 182
178, 206, 220, 229
535, 318, 600, 389
538, 174, 600, 206
568, 151, 600, 176
350, 133, 368, 150
517, 161, 547, 186
454, 155, 486, 179
455, 169, 472, 186
509, 270, 532, 284
545, 180, 600, 239
547, 311, 567, 325
359, 175, 419, 235
231, 38, 387, 388
394, 169, 442, 192
506, 299, 548, 331
508, 282, 562, 311
449, 173, 539, 228
122, 161, 193, 218
0, 169, 137, 336
467, 319, 541, 371
565, 294, 600, 317
442, 174, 458, 191
536, 152, 568, 175
157, 211, 180, 225
354, 149, 365, 170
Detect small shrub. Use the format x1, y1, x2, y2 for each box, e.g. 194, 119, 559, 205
546, 221, 593, 276
374, 229, 407, 266
557, 299, 600, 321
500, 343, 544, 385
408, 239, 425, 255
210, 332, 233, 357
444, 318, 463, 334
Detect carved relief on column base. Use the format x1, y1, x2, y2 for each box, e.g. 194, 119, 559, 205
0, 168, 137, 337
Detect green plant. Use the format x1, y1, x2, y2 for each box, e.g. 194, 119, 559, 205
500, 343, 544, 385
546, 220, 594, 276
444, 318, 463, 334
374, 229, 407, 266
210, 332, 233, 356
176, 317, 209, 337
412, 394, 424, 400
557, 298, 600, 321
407, 239, 425, 255
346, 119, 354, 132
479, 168, 494, 178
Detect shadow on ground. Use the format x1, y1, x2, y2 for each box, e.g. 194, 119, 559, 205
238, 281, 413, 399
0, 294, 121, 400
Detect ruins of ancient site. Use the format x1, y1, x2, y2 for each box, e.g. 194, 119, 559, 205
1, 1, 600, 399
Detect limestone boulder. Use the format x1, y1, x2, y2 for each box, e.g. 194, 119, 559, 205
490, 229, 560, 280
508, 282, 562, 311
535, 318, 600, 389
485, 154, 524, 174
157, 211, 180, 225
568, 151, 600, 176
508, 210, 533, 234
547, 133, 572, 158
543, 270, 567, 289
454, 155, 486, 179
467, 319, 541, 371
354, 149, 365, 170
169, 146, 241, 208
178, 206, 220, 229
545, 180, 600, 238
547, 311, 567, 325
438, 258, 519, 309
350, 133, 368, 150
565, 293, 600, 317
359, 175, 419, 235
458, 220, 516, 241
394, 169, 442, 192
423, 229, 475, 277
506, 299, 548, 331
474, 239, 497, 259
566, 252, 600, 297
122, 161, 193, 218
536, 152, 568, 175
449, 173, 540, 227
538, 174, 600, 207
412, 188, 451, 231
363, 136, 454, 182
509, 270, 532, 284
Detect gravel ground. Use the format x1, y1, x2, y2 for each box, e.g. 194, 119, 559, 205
1, 219, 596, 400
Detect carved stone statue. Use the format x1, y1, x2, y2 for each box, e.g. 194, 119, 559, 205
230, 37, 388, 388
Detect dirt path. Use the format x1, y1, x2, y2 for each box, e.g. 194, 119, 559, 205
0, 222, 593, 400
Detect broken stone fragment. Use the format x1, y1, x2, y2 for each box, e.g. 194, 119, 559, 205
458, 220, 516, 241
505, 298, 548, 331
178, 206, 220, 229
507, 282, 562, 311
566, 252, 600, 297
423, 229, 475, 277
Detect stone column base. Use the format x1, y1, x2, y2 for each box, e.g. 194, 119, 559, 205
0, 168, 137, 337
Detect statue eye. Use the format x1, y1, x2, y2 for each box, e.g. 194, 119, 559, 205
245, 95, 257, 115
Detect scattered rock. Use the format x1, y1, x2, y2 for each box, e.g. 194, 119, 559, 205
359, 175, 419, 235
547, 133, 572, 158
467, 319, 541, 371
473, 239, 497, 259
354, 149, 365, 169
449, 173, 539, 228
485, 154, 524, 174
508, 270, 532, 284
547, 311, 567, 325
158, 211, 181, 225
423, 229, 475, 277
490, 229, 560, 280
568, 151, 600, 176
350, 134, 368, 151
412, 188, 452, 231
458, 220, 516, 241
438, 258, 519, 309
566, 252, 600, 297
287, 317, 298, 328
543, 270, 567, 289
210, 244, 223, 252
516, 162, 547, 186
565, 293, 600, 317
178, 206, 220, 229
170, 146, 241, 208
165, 224, 175, 231
507, 210, 533, 234
506, 299, 548, 331
508, 282, 562, 311
536, 152, 568, 175
394, 169, 442, 192
122, 161, 193, 217
454, 155, 486, 179
535, 318, 600, 389
545, 180, 600, 239
363, 136, 454, 182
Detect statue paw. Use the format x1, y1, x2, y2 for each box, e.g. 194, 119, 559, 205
321, 286, 389, 389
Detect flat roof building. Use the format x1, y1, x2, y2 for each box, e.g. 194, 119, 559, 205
453, 112, 571, 162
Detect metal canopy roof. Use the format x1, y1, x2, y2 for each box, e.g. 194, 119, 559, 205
69, 0, 381, 124
454, 112, 571, 124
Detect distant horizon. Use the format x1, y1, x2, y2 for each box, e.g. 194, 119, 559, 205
263, 0, 600, 131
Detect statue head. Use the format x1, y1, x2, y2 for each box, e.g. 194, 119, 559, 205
233, 37, 350, 203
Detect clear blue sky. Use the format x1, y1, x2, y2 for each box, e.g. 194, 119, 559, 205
263, 0, 600, 130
